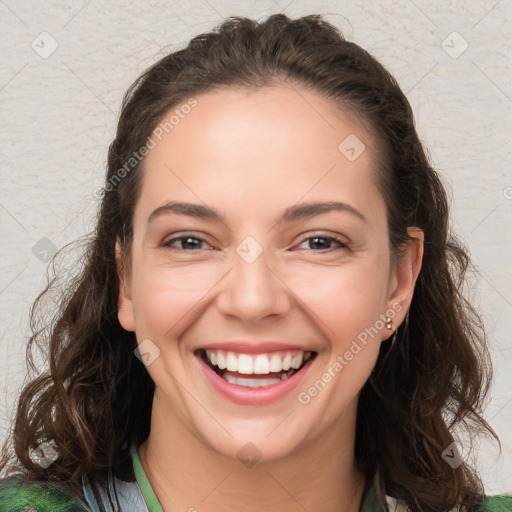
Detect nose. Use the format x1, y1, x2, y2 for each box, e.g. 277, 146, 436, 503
216, 243, 292, 323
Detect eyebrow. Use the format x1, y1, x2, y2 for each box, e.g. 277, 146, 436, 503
147, 200, 367, 225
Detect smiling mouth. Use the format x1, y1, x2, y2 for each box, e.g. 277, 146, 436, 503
196, 349, 317, 388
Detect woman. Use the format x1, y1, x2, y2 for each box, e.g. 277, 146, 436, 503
0, 13, 510, 512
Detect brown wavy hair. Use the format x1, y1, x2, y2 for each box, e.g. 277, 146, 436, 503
1, 13, 500, 511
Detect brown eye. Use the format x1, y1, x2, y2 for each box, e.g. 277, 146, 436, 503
296, 235, 347, 252
163, 236, 211, 251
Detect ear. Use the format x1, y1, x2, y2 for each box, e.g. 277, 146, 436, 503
116, 238, 135, 332
383, 227, 424, 340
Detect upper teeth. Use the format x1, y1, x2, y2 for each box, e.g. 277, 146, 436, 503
205, 350, 312, 375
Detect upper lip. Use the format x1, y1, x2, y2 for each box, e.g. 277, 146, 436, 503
196, 341, 316, 354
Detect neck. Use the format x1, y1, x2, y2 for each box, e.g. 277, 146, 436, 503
139, 395, 366, 512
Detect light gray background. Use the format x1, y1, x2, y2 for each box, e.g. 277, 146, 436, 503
1, 0, 511, 494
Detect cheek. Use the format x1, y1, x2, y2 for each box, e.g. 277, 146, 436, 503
284, 261, 389, 340
129, 246, 390, 344
129, 257, 223, 335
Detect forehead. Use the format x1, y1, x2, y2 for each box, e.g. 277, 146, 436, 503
136, 84, 385, 226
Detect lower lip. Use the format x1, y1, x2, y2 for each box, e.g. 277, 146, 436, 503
197, 353, 315, 406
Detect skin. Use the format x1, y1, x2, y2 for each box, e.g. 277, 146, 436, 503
116, 83, 424, 512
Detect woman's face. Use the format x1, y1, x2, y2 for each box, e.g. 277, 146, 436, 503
117, 84, 422, 462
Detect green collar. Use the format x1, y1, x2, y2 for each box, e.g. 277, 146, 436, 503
129, 445, 386, 511
130, 445, 164, 512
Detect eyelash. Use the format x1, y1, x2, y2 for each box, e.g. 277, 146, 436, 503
162, 234, 348, 253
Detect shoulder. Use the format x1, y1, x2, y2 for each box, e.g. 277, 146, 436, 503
0, 477, 91, 512
479, 494, 512, 512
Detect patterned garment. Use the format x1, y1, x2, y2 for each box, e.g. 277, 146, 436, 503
0, 477, 90, 511
1, 447, 511, 511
